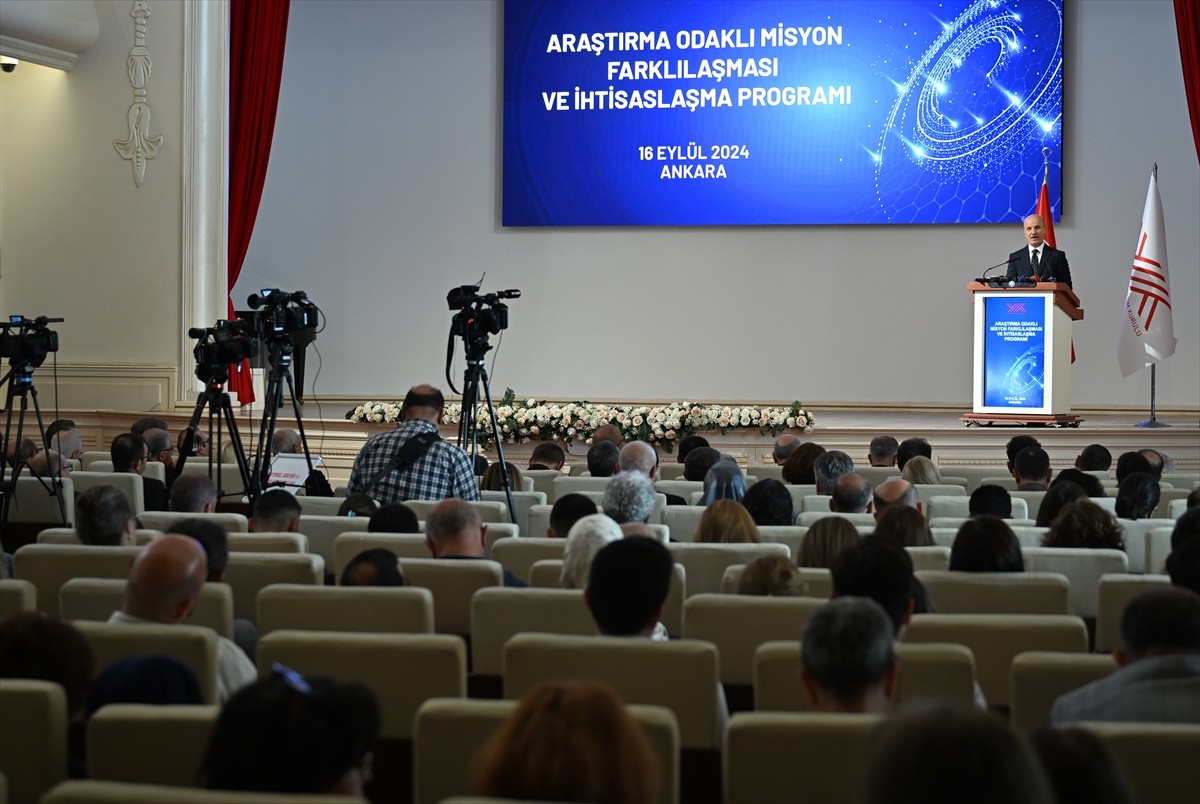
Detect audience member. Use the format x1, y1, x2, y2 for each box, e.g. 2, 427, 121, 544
560, 513, 623, 589
1051, 588, 1200, 724
548, 493, 597, 538
800, 597, 897, 714
473, 454, 489, 477
1044, 500, 1124, 551
337, 494, 379, 518
831, 537, 919, 634
26, 448, 70, 479
781, 442, 825, 485
480, 461, 524, 492
425, 499, 525, 586
177, 427, 211, 458
1075, 443, 1113, 472
110, 535, 256, 702
527, 441, 565, 471
900, 456, 941, 486
1114, 450, 1153, 483
131, 417, 169, 435
772, 433, 802, 465
590, 423, 624, 447
366, 502, 419, 533
169, 472, 218, 513
700, 459, 746, 505
167, 518, 229, 582
86, 654, 205, 715
473, 679, 659, 804
969, 484, 1012, 519
51, 428, 83, 461
868, 435, 899, 467
201, 666, 380, 797
586, 440, 620, 478
1188, 487, 1200, 511
602, 471, 657, 524
585, 536, 673, 639
741, 478, 795, 526
0, 613, 94, 721
45, 419, 77, 442
1138, 448, 1165, 480
873, 478, 920, 519
683, 446, 721, 482
1114, 471, 1161, 520
1029, 727, 1135, 804
676, 434, 709, 463
1013, 445, 1052, 490
873, 506, 934, 548
737, 554, 802, 596
1172, 506, 1200, 551
250, 489, 303, 533
75, 485, 138, 546
619, 440, 685, 504
829, 473, 872, 515
813, 450, 855, 496
271, 427, 335, 496
347, 384, 479, 503
799, 516, 861, 569
1050, 467, 1107, 498
695, 499, 759, 544
111, 432, 168, 511
143, 428, 176, 477
863, 703, 1053, 804
1166, 535, 1200, 595
895, 437, 932, 471
340, 548, 408, 587
1035, 481, 1086, 528
1006, 434, 1042, 478
950, 517, 1024, 573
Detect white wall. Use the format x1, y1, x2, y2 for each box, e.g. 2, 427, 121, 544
236, 0, 1198, 407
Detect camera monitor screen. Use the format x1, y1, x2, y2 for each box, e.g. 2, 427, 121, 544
503, 0, 1064, 226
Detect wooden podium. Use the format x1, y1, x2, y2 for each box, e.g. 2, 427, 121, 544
961, 282, 1084, 427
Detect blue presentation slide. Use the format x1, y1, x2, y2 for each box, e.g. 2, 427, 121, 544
503, 0, 1064, 226
983, 295, 1047, 409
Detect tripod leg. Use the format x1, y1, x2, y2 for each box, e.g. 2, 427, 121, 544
26, 387, 68, 526
253, 370, 284, 497
284, 371, 317, 477
218, 392, 254, 499
477, 368, 517, 525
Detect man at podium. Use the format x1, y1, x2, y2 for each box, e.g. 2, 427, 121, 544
1008, 214, 1073, 288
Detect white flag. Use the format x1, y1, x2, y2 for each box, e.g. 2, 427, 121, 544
1117, 169, 1176, 378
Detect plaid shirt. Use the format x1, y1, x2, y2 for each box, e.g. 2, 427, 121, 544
348, 419, 480, 503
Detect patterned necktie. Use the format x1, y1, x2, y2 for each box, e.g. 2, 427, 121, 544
1031, 249, 1041, 275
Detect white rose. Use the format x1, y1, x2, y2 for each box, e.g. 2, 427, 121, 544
632, 415, 644, 426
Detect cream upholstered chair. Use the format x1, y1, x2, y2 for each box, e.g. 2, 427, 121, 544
667, 542, 790, 597
724, 712, 881, 804
926, 495, 1030, 520
504, 633, 723, 749
981, 476, 1018, 490
487, 538, 564, 584
225, 533, 308, 553
1094, 573, 1171, 653
294, 495, 346, 517
527, 558, 564, 589
746, 465, 785, 482
912, 484, 967, 506
470, 588, 596, 676
1082, 722, 1200, 804
662, 505, 707, 542
1144, 526, 1174, 576
297, 514, 370, 568
74, 620, 220, 704
752, 640, 976, 713
403, 499, 508, 524
176, 463, 248, 498
87, 461, 164, 483
1167, 498, 1188, 520
481, 522, 520, 555
0, 679, 68, 804
40, 780, 364, 803
332, 533, 430, 580
719, 565, 832, 599
915, 570, 1070, 615
80, 451, 109, 470
796, 511, 875, 527
1008, 651, 1117, 733
68, 471, 146, 513
756, 526, 808, 561
682, 594, 824, 686
656, 479, 703, 500
480, 489, 546, 536
61, 578, 234, 639
903, 613, 1088, 708
799, 495, 831, 513
905, 546, 951, 572
222, 552, 324, 623
398, 557, 504, 637
257, 631, 466, 742
9, 476, 75, 525
1161, 472, 1200, 490
413, 697, 680, 804
550, 475, 612, 502
87, 704, 218, 787
1022, 547, 1130, 618
1010, 525, 1051, 548
857, 465, 901, 486
0, 578, 36, 619
12, 544, 142, 618
138, 511, 248, 533
940, 466, 1004, 492
1117, 518, 1177, 573
782, 485, 818, 513
257, 584, 434, 636
522, 468, 564, 497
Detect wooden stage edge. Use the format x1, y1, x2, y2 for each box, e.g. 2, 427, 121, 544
38, 402, 1200, 485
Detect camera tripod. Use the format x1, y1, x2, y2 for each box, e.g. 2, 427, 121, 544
0, 361, 68, 538
453, 334, 517, 524
250, 337, 317, 502
173, 369, 254, 504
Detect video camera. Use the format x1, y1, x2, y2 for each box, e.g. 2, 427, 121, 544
189, 319, 257, 383
0, 315, 62, 369
447, 283, 520, 342
247, 289, 318, 340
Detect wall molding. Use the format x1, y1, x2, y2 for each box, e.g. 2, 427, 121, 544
33, 364, 178, 412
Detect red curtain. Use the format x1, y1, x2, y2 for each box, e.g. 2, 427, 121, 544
1177, 0, 1200, 159
226, 0, 291, 404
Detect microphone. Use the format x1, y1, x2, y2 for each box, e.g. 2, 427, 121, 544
974, 256, 1019, 284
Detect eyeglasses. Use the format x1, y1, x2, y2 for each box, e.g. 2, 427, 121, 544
272, 662, 313, 695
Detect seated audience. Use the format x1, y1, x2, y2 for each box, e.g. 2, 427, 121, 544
425, 498, 525, 586
873, 478, 921, 519
1044, 500, 1124, 551
0, 613, 94, 723
772, 433, 802, 465
619, 441, 685, 505
177, 427, 211, 458
250, 489, 302, 533
695, 499, 759, 544
111, 432, 167, 511
1138, 448, 1165, 480
548, 493, 598, 538
1187, 487, 1200, 510
1029, 727, 1135, 804
480, 461, 523, 492
586, 440, 620, 478
561, 513, 623, 589
676, 434, 709, 463
590, 423, 624, 447
867, 435, 899, 467
585, 536, 674, 643
800, 597, 897, 714
602, 471, 657, 524
1172, 506, 1200, 551
169, 472, 219, 513
1050, 468, 1107, 498
27, 448, 70, 479
474, 679, 659, 804
950, 517, 1024, 573
830, 473, 872, 515
863, 703, 1053, 804
813, 450, 855, 495
873, 505, 934, 547
895, 437, 932, 471
271, 427, 335, 496
799, 516, 860, 568
969, 484, 1012, 519
337, 493, 379, 518
900, 455, 941, 486
473, 454, 489, 477
131, 417, 169, 435
831, 537, 918, 634
683, 446, 721, 481
741, 478, 795, 526
86, 654, 205, 715
700, 459, 746, 505
1013, 445, 1052, 491
340, 548, 408, 587
1166, 535, 1200, 595
1035, 481, 1087, 528
1114, 471, 1160, 520
527, 441, 565, 471
1006, 434, 1042, 479
782, 442, 825, 485
75, 485, 138, 546
1075, 443, 1113, 473
1114, 450, 1153, 483
143, 428, 176, 477
51, 428, 83, 461
201, 666, 381, 797
737, 554, 802, 596
1051, 588, 1200, 724
45, 419, 77, 442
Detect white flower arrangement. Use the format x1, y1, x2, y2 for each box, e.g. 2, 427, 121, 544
347, 390, 813, 452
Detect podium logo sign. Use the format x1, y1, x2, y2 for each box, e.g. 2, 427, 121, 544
983, 296, 1047, 409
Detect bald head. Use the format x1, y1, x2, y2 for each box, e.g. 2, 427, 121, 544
424, 499, 486, 558
873, 478, 919, 519
402, 384, 445, 423
123, 535, 207, 623
592, 424, 624, 447
773, 434, 802, 464
831, 473, 873, 514
618, 441, 658, 477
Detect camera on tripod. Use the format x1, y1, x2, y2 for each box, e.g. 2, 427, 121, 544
447, 284, 520, 341
248, 289, 319, 341
189, 320, 257, 383
0, 315, 62, 368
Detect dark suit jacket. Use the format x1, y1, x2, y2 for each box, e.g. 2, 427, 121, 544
142, 476, 168, 511
1007, 245, 1072, 288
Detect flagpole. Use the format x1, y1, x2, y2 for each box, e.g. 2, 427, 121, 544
1135, 163, 1168, 429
